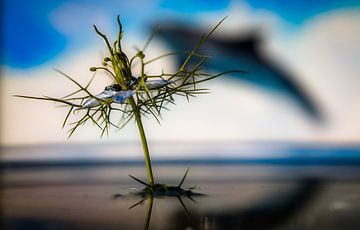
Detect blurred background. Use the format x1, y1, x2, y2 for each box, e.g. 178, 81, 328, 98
1, 1, 360, 229
1, 0, 360, 153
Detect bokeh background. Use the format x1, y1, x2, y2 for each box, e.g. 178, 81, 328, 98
2, 3, 360, 229
1, 0, 360, 148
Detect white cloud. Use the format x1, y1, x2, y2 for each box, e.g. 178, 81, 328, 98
267, 9, 360, 141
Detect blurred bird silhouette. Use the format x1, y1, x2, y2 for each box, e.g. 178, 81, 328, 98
155, 22, 323, 121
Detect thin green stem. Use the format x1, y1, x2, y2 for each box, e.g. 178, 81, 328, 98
144, 195, 154, 230
129, 97, 155, 185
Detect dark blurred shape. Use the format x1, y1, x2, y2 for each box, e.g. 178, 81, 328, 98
169, 178, 323, 230
5, 218, 74, 230
210, 178, 323, 229
155, 22, 323, 121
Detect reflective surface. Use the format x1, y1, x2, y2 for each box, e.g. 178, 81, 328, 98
2, 164, 360, 230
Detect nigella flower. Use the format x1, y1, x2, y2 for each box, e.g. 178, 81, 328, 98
16, 15, 235, 193
16, 15, 234, 142
81, 84, 122, 108
81, 79, 173, 109
145, 79, 173, 89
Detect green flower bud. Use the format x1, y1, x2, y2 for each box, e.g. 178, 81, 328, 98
104, 57, 111, 62
102, 61, 107, 66
137, 51, 145, 59
89, 67, 97, 72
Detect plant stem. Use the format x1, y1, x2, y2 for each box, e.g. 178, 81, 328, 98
129, 97, 155, 185
144, 195, 154, 230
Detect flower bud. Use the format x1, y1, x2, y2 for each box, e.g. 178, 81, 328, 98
104, 57, 111, 62
137, 51, 145, 59
89, 67, 97, 72
102, 61, 107, 66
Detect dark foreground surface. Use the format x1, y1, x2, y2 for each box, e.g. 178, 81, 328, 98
1, 143, 360, 229
2, 163, 360, 230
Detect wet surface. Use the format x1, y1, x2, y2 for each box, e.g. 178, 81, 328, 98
2, 164, 360, 229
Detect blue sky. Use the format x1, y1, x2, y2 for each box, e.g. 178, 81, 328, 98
2, 0, 359, 69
